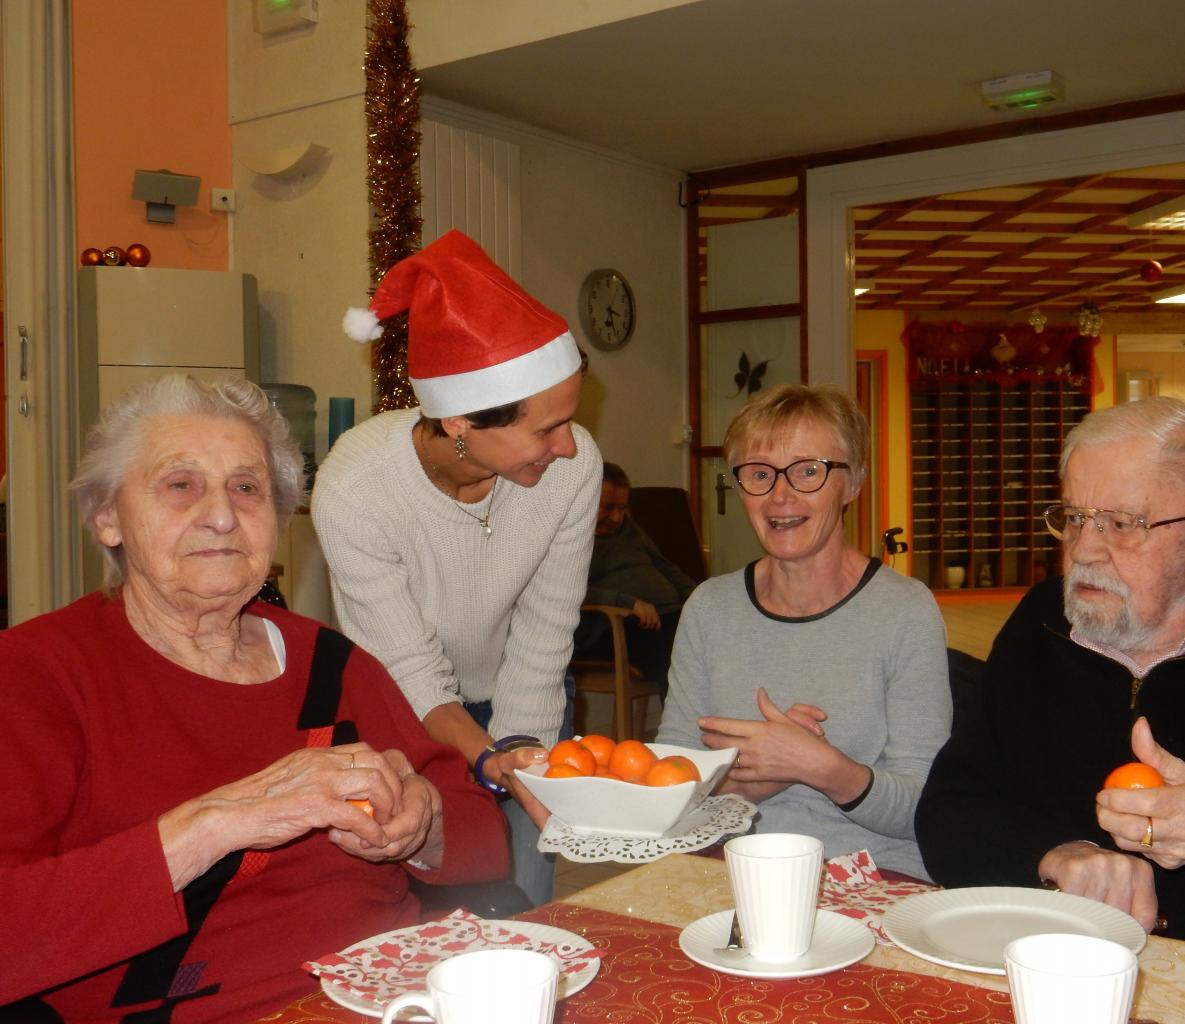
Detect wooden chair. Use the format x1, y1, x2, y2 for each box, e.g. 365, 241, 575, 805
570, 604, 664, 742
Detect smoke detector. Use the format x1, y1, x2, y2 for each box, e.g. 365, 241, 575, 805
979, 71, 1065, 111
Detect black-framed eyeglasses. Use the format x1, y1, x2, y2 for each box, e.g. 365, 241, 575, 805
732, 458, 850, 496
1043, 504, 1185, 550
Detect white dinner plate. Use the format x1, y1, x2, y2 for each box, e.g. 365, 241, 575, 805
318, 919, 600, 1017
678, 909, 875, 979
882, 886, 1146, 975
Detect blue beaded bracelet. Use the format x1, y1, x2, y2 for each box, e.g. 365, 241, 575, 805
473, 734, 543, 794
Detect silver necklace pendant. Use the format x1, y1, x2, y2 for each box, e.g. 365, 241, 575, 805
482, 523, 493, 539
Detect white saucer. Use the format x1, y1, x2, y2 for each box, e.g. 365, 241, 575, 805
317, 919, 600, 1017
678, 909, 875, 979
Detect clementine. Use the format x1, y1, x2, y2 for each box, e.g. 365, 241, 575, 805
644, 755, 701, 787
347, 798, 375, 817
608, 739, 658, 783
1104, 762, 1165, 790
578, 733, 617, 769
545, 763, 585, 779
595, 768, 623, 780
548, 739, 596, 776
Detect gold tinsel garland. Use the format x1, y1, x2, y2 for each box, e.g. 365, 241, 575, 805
365, 0, 422, 411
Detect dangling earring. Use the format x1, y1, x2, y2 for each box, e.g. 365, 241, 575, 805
455, 435, 467, 460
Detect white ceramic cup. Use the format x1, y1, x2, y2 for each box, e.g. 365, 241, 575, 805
724, 832, 824, 962
1004, 933, 1138, 1024
380, 948, 559, 1024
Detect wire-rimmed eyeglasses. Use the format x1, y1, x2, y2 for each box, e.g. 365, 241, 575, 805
732, 458, 850, 496
1043, 504, 1185, 549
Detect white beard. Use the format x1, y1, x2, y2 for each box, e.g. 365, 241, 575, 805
1062, 563, 1156, 652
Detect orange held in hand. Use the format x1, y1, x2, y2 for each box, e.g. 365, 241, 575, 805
548, 739, 597, 777
608, 739, 658, 783
347, 798, 375, 816
1104, 762, 1165, 790
644, 755, 701, 787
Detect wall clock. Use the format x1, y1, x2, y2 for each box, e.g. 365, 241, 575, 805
579, 268, 636, 351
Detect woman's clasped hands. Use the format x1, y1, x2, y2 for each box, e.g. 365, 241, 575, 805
699, 687, 866, 805
159, 742, 444, 890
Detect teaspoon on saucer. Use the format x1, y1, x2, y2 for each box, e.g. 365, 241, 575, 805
713, 910, 746, 956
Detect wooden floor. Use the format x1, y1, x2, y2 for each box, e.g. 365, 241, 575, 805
939, 595, 1018, 661
554, 596, 1017, 900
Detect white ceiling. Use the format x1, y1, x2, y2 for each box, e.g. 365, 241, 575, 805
418, 0, 1185, 173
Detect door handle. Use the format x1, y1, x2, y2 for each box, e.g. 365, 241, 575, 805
18, 324, 30, 380
715, 472, 731, 515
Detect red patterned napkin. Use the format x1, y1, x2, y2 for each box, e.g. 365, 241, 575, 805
303, 908, 602, 1012
820, 850, 936, 943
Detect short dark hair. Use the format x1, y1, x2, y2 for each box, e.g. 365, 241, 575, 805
421, 401, 522, 438
602, 462, 631, 489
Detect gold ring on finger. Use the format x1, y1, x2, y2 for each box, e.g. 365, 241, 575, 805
1140, 817, 1154, 848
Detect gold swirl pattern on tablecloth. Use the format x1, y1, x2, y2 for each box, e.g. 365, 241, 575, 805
522, 903, 1016, 1023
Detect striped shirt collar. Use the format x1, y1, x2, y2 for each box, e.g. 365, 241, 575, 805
1070, 626, 1185, 679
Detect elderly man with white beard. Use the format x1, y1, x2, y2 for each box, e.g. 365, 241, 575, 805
916, 396, 1185, 938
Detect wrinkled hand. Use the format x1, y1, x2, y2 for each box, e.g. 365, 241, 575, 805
631, 599, 661, 630
1038, 840, 1159, 932
488, 745, 553, 831
328, 747, 444, 867
158, 742, 443, 890
1097, 717, 1185, 870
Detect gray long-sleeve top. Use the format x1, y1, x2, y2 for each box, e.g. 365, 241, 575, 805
656, 558, 951, 880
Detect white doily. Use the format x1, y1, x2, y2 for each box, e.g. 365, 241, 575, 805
538, 794, 757, 863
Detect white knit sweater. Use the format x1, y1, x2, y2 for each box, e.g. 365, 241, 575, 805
310, 408, 602, 747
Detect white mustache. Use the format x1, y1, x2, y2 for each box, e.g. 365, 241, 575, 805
1064, 562, 1129, 599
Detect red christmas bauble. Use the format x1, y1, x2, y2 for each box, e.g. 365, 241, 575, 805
101, 245, 126, 267
80, 247, 103, 266
125, 243, 151, 267
1141, 260, 1164, 283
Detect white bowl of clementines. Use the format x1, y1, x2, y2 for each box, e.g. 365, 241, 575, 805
514, 736, 737, 838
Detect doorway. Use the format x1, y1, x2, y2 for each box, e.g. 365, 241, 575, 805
684, 174, 805, 577
2, 1, 78, 625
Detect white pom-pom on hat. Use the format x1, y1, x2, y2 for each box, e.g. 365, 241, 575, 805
342, 307, 382, 343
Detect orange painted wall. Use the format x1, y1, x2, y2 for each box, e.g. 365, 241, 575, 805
71, 2, 231, 271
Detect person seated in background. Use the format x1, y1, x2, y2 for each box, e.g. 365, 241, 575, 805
574, 462, 698, 691
657, 384, 950, 880
916, 396, 1185, 937
0, 374, 508, 1023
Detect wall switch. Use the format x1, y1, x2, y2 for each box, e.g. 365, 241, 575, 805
211, 188, 237, 213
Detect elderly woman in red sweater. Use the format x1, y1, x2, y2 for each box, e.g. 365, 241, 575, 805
0, 374, 507, 1023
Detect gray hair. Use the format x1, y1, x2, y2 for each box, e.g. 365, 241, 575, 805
1060, 396, 1185, 479
71, 373, 306, 589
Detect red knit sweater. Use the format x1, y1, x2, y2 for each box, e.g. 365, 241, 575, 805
0, 593, 508, 1022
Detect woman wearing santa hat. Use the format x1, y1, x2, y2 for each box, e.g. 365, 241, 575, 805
313, 230, 602, 905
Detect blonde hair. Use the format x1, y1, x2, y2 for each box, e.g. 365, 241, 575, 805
722, 383, 869, 491
71, 374, 305, 590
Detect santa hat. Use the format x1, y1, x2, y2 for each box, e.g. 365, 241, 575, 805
342, 229, 581, 418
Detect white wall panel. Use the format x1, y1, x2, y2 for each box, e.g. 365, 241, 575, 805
420, 120, 520, 276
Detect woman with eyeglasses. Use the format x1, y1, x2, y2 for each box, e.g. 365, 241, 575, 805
656, 383, 951, 879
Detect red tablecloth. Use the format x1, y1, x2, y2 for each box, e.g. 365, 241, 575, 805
265, 904, 1016, 1023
